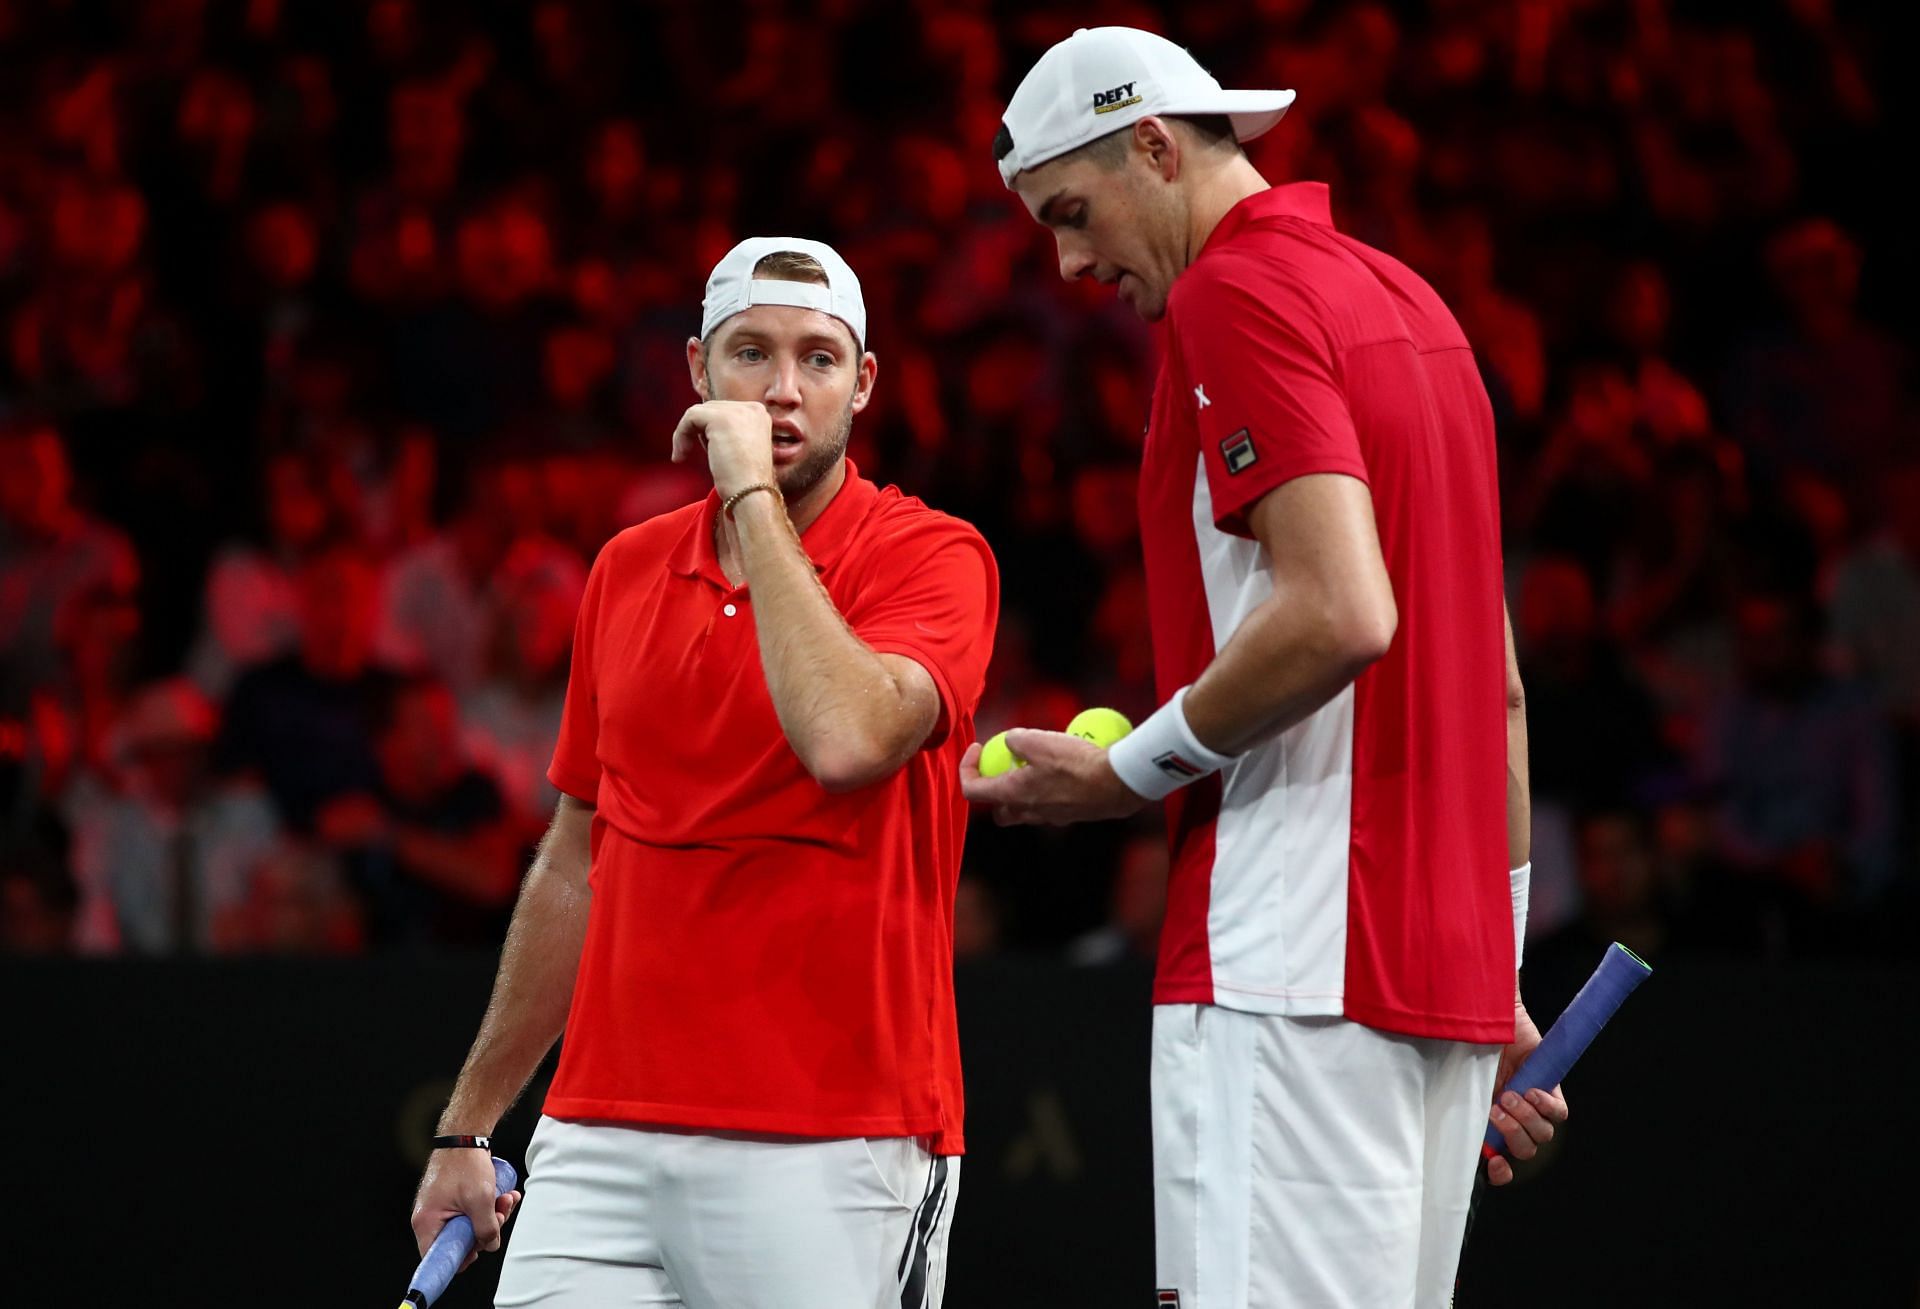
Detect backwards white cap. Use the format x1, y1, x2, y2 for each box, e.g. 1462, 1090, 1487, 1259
995, 27, 1296, 187
700, 236, 867, 347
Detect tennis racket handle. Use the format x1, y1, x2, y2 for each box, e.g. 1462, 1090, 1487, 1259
1482, 943, 1651, 1156
403, 1156, 520, 1308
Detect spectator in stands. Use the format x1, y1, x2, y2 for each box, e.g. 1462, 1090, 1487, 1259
461, 539, 587, 852
66, 679, 288, 954
1516, 365, 1654, 584
210, 843, 365, 955
1532, 808, 1669, 974
324, 676, 517, 947
7, 171, 177, 408
1725, 219, 1913, 510
376, 462, 578, 694
1515, 555, 1668, 810
1700, 590, 1897, 907
1828, 465, 1920, 729
187, 451, 339, 697
34, 581, 145, 799
0, 421, 138, 697
217, 545, 393, 833
1601, 260, 1714, 450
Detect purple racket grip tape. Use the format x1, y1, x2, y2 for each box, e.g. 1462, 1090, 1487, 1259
1483, 942, 1651, 1155
404, 1156, 520, 1307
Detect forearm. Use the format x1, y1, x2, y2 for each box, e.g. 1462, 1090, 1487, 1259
1180, 479, 1396, 756
731, 493, 919, 781
1184, 594, 1388, 756
437, 802, 592, 1134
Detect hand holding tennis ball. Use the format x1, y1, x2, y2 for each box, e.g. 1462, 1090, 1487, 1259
978, 730, 1023, 778
977, 708, 1132, 779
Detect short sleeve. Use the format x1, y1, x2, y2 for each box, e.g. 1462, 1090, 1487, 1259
845, 520, 999, 748
1169, 254, 1369, 538
546, 546, 608, 805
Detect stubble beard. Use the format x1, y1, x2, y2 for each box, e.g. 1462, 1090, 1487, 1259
776, 398, 855, 501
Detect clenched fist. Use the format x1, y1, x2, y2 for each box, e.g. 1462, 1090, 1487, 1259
411, 1147, 521, 1272
671, 401, 776, 500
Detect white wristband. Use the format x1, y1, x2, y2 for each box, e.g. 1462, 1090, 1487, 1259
1107, 686, 1238, 801
1510, 862, 1531, 970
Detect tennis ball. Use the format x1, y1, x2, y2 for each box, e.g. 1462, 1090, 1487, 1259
1066, 707, 1133, 748
978, 730, 1024, 778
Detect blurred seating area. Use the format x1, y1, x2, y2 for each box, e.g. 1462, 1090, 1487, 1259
0, 0, 1912, 961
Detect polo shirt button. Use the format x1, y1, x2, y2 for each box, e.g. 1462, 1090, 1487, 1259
723, 603, 737, 617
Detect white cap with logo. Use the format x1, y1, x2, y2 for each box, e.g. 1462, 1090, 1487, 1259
701, 236, 867, 347
996, 27, 1296, 187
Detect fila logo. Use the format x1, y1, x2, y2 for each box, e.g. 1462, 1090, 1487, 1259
1221, 427, 1258, 475
1153, 751, 1204, 780
1093, 82, 1143, 114
1157, 1293, 1183, 1307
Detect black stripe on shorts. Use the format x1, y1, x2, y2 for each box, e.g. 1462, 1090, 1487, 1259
898, 1155, 950, 1308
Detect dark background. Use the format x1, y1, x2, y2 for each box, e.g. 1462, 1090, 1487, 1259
2, 0, 1917, 1302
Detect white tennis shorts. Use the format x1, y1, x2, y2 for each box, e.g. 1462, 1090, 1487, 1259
1152, 1005, 1500, 1309
495, 1116, 959, 1309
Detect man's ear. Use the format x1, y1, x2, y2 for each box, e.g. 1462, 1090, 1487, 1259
1136, 115, 1181, 181
850, 351, 879, 416
685, 336, 710, 399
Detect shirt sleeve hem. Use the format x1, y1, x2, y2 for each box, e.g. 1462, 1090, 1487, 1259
865, 638, 962, 747
545, 764, 601, 806
1214, 456, 1373, 538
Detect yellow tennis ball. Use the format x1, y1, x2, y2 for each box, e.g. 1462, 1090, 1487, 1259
1066, 707, 1133, 748
978, 730, 1024, 778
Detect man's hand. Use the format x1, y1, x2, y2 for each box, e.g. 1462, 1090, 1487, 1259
958, 729, 1148, 826
410, 1148, 522, 1271
670, 400, 775, 499
1485, 998, 1569, 1185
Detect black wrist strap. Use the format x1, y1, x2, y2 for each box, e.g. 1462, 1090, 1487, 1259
432, 1134, 492, 1150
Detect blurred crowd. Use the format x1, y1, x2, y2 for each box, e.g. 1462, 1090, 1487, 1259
1, 0, 1913, 965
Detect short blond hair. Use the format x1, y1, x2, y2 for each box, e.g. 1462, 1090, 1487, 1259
752, 250, 829, 286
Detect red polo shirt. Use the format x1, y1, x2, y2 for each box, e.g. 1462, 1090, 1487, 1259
1140, 183, 1512, 1043
544, 462, 997, 1153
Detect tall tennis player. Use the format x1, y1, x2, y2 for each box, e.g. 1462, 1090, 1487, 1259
966, 27, 1565, 1308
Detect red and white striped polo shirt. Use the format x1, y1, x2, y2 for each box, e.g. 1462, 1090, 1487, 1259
1140, 183, 1513, 1043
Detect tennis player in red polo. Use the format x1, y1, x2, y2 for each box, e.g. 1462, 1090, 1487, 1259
409, 236, 996, 1309
966, 28, 1565, 1308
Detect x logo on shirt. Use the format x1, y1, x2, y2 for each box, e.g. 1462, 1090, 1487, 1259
1194, 384, 1211, 409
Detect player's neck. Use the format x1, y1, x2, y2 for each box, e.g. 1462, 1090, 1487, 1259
782, 459, 846, 536
1184, 155, 1270, 270
714, 459, 846, 581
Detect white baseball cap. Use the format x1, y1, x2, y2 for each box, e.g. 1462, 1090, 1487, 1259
996, 27, 1296, 187
700, 236, 867, 347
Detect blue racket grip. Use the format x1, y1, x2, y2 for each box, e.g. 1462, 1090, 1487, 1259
1483, 943, 1651, 1155
404, 1156, 519, 1308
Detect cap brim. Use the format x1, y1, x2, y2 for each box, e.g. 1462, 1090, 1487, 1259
1162, 88, 1297, 144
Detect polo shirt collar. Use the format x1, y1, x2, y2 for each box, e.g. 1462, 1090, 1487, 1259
666, 459, 879, 585
1200, 181, 1334, 257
